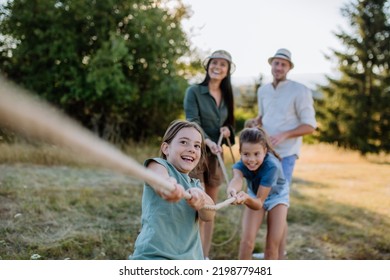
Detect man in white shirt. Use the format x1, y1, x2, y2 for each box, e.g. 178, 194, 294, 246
254, 48, 317, 259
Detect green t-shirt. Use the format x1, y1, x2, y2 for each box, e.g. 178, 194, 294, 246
130, 158, 203, 260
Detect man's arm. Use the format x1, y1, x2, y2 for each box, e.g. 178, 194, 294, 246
269, 124, 315, 147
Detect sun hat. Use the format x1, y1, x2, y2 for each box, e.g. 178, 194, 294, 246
268, 48, 294, 69
202, 50, 236, 74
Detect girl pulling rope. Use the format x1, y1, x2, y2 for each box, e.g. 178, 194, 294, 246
227, 127, 289, 260
130, 120, 215, 260
0, 77, 238, 260
0, 77, 235, 211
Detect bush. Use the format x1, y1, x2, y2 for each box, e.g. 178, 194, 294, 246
234, 107, 257, 132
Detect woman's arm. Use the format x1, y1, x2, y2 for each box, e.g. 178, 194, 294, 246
204, 138, 222, 155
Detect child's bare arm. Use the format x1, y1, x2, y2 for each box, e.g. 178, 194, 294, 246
186, 188, 215, 222
243, 185, 271, 210
227, 169, 244, 198
147, 161, 185, 202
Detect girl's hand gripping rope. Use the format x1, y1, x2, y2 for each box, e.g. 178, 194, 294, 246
186, 188, 216, 221
159, 177, 187, 202
230, 191, 250, 205
186, 188, 207, 211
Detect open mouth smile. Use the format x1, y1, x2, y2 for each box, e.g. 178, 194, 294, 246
181, 156, 195, 163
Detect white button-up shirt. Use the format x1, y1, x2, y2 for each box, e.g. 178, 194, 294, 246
257, 79, 317, 158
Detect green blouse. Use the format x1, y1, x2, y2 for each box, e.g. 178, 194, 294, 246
184, 84, 228, 143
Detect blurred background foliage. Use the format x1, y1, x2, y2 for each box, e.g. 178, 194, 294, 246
316, 0, 390, 154
0, 0, 202, 143
0, 0, 389, 154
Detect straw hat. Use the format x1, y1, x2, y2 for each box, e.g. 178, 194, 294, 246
268, 48, 294, 69
202, 50, 236, 74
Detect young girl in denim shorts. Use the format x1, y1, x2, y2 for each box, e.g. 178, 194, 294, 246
227, 127, 289, 259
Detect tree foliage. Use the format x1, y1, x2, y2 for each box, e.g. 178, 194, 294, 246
317, 0, 390, 154
0, 0, 193, 142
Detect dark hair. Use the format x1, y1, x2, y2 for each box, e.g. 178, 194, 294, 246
160, 120, 206, 169
239, 127, 281, 160
200, 60, 235, 129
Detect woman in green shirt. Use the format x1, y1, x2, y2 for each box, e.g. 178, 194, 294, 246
183, 50, 235, 259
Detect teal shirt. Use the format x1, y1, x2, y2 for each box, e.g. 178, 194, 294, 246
130, 158, 203, 260
184, 84, 228, 143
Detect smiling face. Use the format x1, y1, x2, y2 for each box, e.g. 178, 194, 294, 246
207, 58, 229, 81
161, 127, 202, 174
240, 142, 267, 171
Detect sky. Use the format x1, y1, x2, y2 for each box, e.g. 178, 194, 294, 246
180, 0, 350, 85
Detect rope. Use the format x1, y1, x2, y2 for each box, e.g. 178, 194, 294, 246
210, 133, 244, 246
202, 132, 240, 211
217, 133, 224, 147
216, 133, 230, 185
211, 204, 244, 247
217, 153, 230, 186
0, 77, 237, 211
226, 137, 236, 162
203, 197, 236, 211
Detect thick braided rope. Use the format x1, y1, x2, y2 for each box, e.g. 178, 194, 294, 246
216, 134, 230, 185
203, 197, 236, 210
226, 137, 236, 162
205, 132, 238, 210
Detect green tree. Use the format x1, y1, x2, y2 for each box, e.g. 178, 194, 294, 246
0, 0, 192, 142
318, 0, 390, 154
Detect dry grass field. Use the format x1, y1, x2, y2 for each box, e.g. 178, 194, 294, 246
0, 142, 389, 260
286, 144, 390, 259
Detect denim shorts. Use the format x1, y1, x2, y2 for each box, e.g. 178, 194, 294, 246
248, 186, 289, 211
281, 155, 297, 185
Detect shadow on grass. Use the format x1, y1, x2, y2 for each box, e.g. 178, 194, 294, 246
288, 177, 390, 260
368, 161, 390, 166
292, 177, 329, 189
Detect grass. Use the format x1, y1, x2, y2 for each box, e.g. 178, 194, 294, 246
0, 165, 142, 260
0, 142, 389, 259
